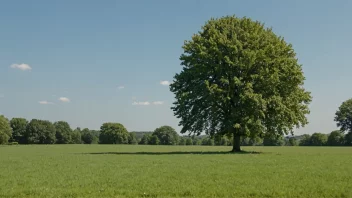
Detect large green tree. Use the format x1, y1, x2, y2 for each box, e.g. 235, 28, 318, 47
71, 128, 82, 144
152, 126, 179, 145
149, 135, 160, 145
54, 121, 72, 144
335, 99, 352, 133
25, 119, 56, 144
327, 130, 344, 146
170, 15, 311, 152
81, 128, 95, 144
0, 115, 12, 144
139, 134, 151, 145
128, 132, 138, 144
90, 130, 100, 141
10, 118, 28, 143
299, 134, 311, 146
310, 133, 328, 146
99, 123, 128, 144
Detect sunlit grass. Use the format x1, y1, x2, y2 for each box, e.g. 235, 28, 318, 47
0, 145, 351, 197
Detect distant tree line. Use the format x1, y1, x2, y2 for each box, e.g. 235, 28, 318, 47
1, 97, 352, 146
0, 115, 351, 147
0, 116, 103, 145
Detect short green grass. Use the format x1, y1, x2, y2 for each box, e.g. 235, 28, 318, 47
0, 145, 351, 198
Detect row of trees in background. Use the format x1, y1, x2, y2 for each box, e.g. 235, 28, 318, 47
298, 131, 352, 146
170, 132, 352, 147
0, 115, 351, 146
0, 116, 102, 145
136, 131, 352, 146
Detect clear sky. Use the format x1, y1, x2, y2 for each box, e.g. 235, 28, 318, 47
0, 0, 351, 134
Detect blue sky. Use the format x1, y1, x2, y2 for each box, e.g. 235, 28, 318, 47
0, 0, 351, 134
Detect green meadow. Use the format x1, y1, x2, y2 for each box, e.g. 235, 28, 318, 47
0, 145, 351, 198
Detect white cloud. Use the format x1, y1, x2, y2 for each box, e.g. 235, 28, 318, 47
10, 63, 32, 71
132, 101, 150, 106
58, 97, 70, 103
118, 86, 125, 90
160, 81, 170, 86
153, 101, 164, 105
39, 101, 55, 105
132, 101, 164, 105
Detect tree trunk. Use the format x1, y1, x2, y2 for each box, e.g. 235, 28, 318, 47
232, 134, 241, 152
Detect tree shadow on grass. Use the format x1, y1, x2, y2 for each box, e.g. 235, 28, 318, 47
80, 150, 262, 155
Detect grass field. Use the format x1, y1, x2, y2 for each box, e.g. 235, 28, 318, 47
0, 145, 351, 198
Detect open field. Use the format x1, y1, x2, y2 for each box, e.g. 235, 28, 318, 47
0, 145, 351, 198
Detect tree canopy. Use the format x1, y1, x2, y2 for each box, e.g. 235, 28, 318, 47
81, 128, 95, 144
71, 128, 82, 144
149, 135, 160, 145
54, 121, 72, 144
288, 137, 298, 146
99, 123, 128, 144
310, 133, 328, 146
186, 138, 193, 145
139, 134, 151, 145
25, 119, 56, 144
128, 132, 138, 144
327, 130, 344, 146
152, 126, 179, 145
0, 115, 12, 144
299, 134, 311, 146
345, 132, 352, 146
263, 134, 285, 146
170, 15, 311, 151
335, 99, 352, 133
10, 118, 28, 143
241, 136, 262, 146
179, 137, 186, 145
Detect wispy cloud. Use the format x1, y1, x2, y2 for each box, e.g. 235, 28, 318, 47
153, 101, 164, 105
58, 97, 70, 103
39, 101, 55, 105
10, 63, 32, 71
160, 81, 170, 86
132, 101, 150, 106
132, 101, 164, 106
118, 86, 125, 90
